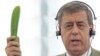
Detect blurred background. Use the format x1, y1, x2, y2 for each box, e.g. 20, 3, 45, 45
0, 0, 100, 56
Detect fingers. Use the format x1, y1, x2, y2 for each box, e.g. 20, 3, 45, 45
5, 36, 21, 56
7, 36, 19, 43
5, 46, 21, 56
6, 41, 20, 48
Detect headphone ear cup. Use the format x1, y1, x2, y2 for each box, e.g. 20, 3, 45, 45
90, 29, 95, 37
56, 31, 61, 36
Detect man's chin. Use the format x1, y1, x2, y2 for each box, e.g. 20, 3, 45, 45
67, 46, 83, 56
70, 46, 82, 51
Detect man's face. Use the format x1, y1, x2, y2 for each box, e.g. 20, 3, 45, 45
61, 10, 91, 56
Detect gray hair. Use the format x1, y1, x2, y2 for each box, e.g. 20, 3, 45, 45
55, 1, 96, 27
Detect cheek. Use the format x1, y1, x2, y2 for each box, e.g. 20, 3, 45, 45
80, 30, 90, 45
61, 30, 70, 45
81, 30, 90, 39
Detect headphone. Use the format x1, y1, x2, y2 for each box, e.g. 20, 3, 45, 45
55, 1, 97, 37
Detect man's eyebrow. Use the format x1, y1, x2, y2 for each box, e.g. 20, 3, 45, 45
65, 21, 73, 24
77, 21, 85, 24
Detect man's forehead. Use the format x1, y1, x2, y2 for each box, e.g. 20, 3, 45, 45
62, 19, 89, 26
62, 10, 88, 21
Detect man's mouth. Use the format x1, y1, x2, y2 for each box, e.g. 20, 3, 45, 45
71, 39, 81, 46
72, 39, 80, 42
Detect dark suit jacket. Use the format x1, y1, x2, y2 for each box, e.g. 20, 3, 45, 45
57, 48, 100, 56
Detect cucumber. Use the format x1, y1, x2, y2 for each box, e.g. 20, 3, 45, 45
11, 6, 20, 37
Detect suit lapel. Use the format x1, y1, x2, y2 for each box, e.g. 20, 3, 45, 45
90, 48, 100, 56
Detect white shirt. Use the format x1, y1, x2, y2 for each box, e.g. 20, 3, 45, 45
66, 47, 91, 56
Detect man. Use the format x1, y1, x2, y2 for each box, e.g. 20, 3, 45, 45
5, 36, 21, 56
55, 1, 100, 56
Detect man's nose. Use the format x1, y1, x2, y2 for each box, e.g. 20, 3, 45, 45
72, 24, 79, 35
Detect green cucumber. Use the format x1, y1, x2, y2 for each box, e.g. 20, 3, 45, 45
11, 6, 20, 37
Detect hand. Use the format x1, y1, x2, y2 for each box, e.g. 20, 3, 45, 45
5, 36, 21, 56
